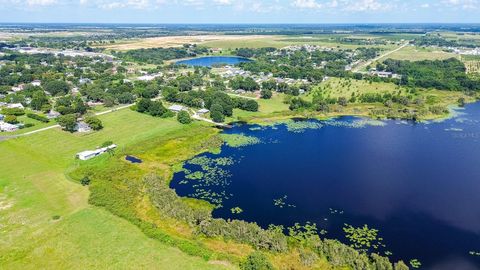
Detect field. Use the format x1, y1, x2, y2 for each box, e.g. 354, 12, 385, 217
0, 109, 230, 269
376, 45, 458, 61
97, 35, 275, 51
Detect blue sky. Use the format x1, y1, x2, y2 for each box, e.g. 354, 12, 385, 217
0, 0, 479, 23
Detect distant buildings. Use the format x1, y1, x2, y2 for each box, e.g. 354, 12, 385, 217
137, 73, 162, 81
368, 69, 402, 79
168, 104, 186, 113
0, 121, 18, 132
7, 103, 24, 109
75, 121, 92, 133
76, 144, 117, 161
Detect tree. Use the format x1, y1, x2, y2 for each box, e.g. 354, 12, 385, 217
148, 101, 167, 117
136, 98, 152, 113
80, 176, 91, 186
4, 115, 18, 124
117, 92, 135, 104
338, 97, 348, 106
44, 80, 70, 96
177, 111, 192, 124
260, 89, 272, 99
240, 251, 274, 270
30, 91, 49, 111
458, 97, 465, 107
57, 114, 77, 132
85, 116, 103, 131
210, 103, 225, 123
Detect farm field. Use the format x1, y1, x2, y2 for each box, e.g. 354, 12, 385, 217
97, 35, 275, 51
376, 45, 459, 61
0, 109, 229, 269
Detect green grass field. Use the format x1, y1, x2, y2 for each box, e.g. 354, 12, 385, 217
0, 109, 230, 269
377, 45, 458, 61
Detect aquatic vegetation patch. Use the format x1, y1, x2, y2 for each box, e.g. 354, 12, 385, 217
220, 133, 261, 148
284, 120, 323, 133
409, 259, 422, 268
179, 155, 238, 207
230, 207, 243, 214
325, 118, 386, 128
469, 251, 480, 256
185, 171, 204, 180
273, 195, 296, 208
343, 224, 386, 253
329, 208, 344, 215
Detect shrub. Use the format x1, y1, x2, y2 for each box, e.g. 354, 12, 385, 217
85, 116, 103, 131
177, 111, 192, 124
4, 115, 18, 124
27, 113, 50, 123
81, 177, 91, 186
1, 107, 25, 116
240, 251, 274, 270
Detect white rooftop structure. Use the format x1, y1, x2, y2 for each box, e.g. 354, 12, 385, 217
137, 73, 162, 81
76, 144, 117, 161
31, 80, 41, 87
197, 108, 210, 115
76, 121, 91, 133
7, 103, 24, 109
168, 104, 186, 112
0, 122, 18, 132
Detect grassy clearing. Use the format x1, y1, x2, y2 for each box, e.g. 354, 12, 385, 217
376, 45, 458, 61
0, 109, 230, 269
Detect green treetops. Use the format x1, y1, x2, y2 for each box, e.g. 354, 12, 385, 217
57, 114, 77, 132
177, 111, 192, 124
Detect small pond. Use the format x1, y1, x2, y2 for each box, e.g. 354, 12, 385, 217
125, 155, 142, 163
176, 56, 252, 67
171, 103, 480, 269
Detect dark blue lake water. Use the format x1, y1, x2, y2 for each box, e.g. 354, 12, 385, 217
176, 56, 252, 67
171, 103, 480, 270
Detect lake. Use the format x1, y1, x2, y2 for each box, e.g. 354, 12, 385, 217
171, 103, 480, 269
176, 56, 252, 67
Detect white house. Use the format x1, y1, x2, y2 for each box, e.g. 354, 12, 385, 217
75, 121, 91, 133
76, 144, 117, 161
197, 108, 210, 115
168, 104, 186, 113
0, 122, 18, 132
7, 103, 24, 109
47, 110, 61, 119
31, 80, 41, 87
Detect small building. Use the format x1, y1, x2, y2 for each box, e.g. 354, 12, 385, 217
47, 110, 61, 119
7, 103, 24, 109
0, 121, 18, 132
75, 121, 92, 133
76, 144, 117, 161
168, 104, 186, 113
79, 78, 92, 85
31, 80, 41, 87
197, 108, 209, 115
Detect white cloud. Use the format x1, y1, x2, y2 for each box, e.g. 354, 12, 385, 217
442, 0, 478, 9
291, 0, 322, 9
213, 0, 232, 5
344, 0, 393, 12
26, 0, 57, 6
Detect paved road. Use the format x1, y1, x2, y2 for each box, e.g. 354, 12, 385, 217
353, 42, 410, 73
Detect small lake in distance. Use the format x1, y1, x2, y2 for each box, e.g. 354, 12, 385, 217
176, 56, 252, 67
171, 103, 480, 270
